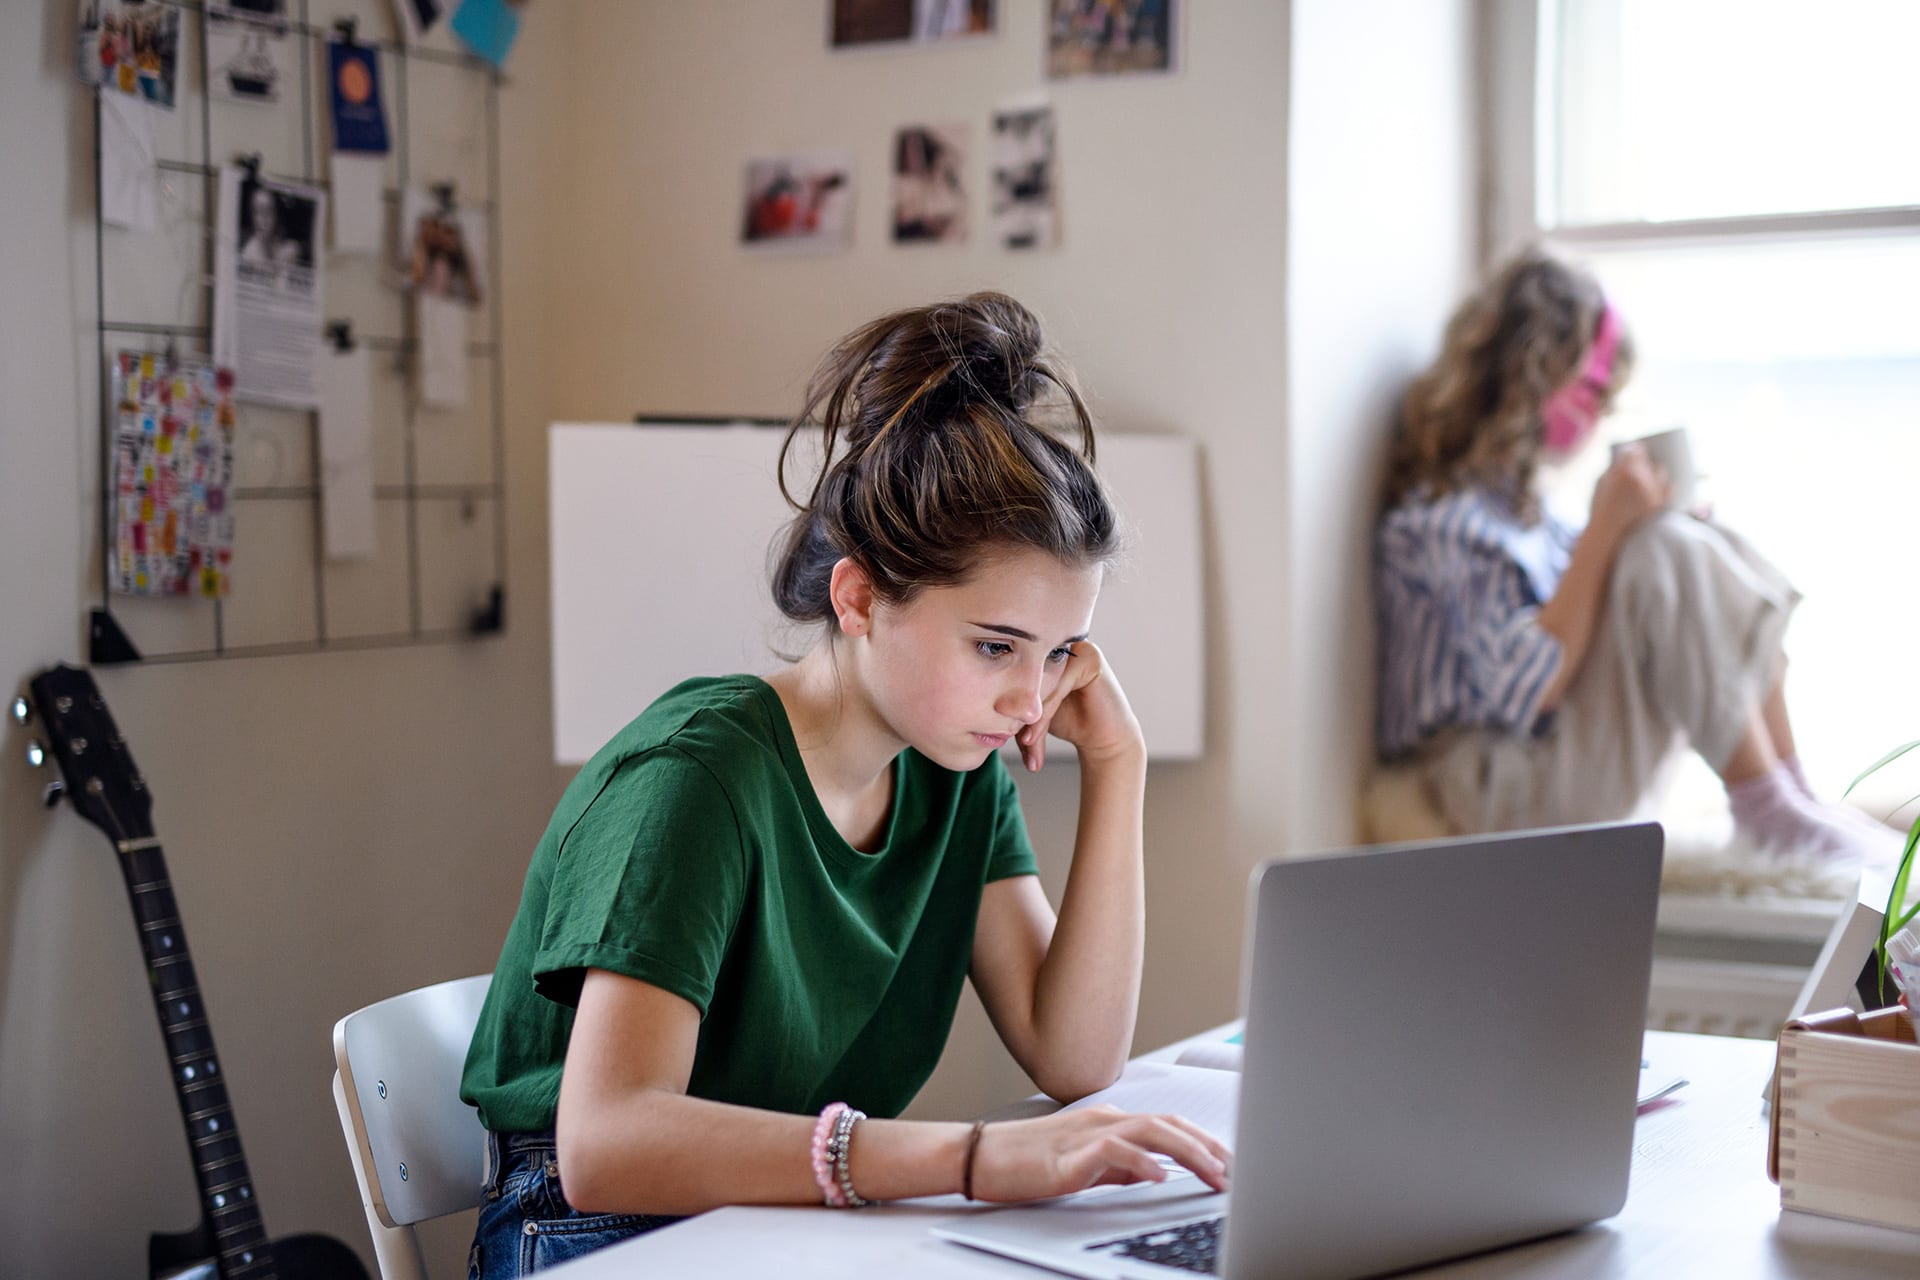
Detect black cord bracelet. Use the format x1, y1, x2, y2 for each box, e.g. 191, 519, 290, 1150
963, 1120, 988, 1200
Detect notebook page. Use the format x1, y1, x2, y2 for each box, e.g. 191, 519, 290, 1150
1059, 1062, 1239, 1148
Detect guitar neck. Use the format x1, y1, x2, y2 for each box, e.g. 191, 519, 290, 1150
117, 839, 276, 1280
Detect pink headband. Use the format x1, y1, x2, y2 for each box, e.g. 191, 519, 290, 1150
1587, 303, 1621, 375
1539, 302, 1621, 453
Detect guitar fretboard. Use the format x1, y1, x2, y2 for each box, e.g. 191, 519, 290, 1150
119, 842, 277, 1280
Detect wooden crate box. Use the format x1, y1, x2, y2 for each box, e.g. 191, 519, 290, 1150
1769, 1005, 1920, 1232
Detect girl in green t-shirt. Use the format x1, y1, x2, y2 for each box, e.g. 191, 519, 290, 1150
465, 291, 1229, 1276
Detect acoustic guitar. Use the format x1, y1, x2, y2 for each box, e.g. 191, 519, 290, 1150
17, 663, 369, 1280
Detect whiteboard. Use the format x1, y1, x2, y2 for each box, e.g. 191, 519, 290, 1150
549, 423, 1204, 764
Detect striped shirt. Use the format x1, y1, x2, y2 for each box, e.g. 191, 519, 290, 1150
1374, 487, 1578, 760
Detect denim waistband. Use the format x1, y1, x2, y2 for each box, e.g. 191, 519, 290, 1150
483, 1128, 556, 1189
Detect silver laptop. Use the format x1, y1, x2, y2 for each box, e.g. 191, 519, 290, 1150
934, 822, 1664, 1280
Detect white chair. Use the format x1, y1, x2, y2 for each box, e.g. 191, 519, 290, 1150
332, 973, 493, 1280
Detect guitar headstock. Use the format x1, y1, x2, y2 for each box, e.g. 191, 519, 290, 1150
18, 664, 153, 843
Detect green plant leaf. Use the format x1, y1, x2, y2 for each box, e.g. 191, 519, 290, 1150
1847, 740, 1920, 797
1878, 814, 1920, 995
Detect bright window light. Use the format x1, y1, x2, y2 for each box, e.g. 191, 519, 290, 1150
1552, 0, 1920, 225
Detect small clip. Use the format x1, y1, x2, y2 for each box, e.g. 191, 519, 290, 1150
469, 585, 505, 636
333, 17, 358, 46
326, 320, 355, 353
430, 181, 457, 214
237, 152, 263, 182
163, 333, 178, 366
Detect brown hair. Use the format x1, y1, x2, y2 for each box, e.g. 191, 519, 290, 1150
1382, 246, 1635, 520
772, 292, 1119, 624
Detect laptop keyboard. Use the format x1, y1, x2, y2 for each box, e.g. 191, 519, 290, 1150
1085, 1215, 1223, 1275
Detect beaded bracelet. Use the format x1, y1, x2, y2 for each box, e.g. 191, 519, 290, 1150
810, 1102, 850, 1207
828, 1105, 872, 1208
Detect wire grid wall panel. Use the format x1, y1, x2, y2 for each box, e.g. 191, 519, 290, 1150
91, 0, 506, 664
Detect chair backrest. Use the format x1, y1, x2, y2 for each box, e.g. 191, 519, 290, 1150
332, 973, 492, 1280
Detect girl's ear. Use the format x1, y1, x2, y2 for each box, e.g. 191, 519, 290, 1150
828, 557, 876, 638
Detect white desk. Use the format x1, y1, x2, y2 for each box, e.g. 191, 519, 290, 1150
548, 1027, 1920, 1278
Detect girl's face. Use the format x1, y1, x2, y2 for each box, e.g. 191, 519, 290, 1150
853, 547, 1102, 772
250, 187, 278, 237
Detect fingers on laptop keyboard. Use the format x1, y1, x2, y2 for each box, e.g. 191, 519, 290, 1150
1114, 1114, 1232, 1192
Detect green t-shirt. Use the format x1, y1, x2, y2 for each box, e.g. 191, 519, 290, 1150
460, 674, 1039, 1133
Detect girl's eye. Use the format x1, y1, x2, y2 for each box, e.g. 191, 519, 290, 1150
1047, 646, 1074, 665
975, 641, 1014, 659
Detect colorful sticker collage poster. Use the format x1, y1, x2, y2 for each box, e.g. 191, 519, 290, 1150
111, 351, 239, 598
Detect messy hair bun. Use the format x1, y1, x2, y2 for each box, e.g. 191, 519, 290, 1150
772, 291, 1119, 623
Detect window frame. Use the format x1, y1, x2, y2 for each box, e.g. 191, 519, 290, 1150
1482, 0, 1920, 260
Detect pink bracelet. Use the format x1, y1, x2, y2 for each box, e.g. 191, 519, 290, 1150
811, 1102, 850, 1207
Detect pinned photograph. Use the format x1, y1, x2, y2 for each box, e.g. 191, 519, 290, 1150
991, 99, 1057, 250
78, 1, 181, 109
208, 6, 291, 106
893, 124, 967, 245
327, 37, 390, 153
110, 350, 238, 599
1047, 0, 1175, 77
215, 164, 327, 408
402, 189, 486, 305
741, 152, 854, 250
237, 172, 318, 268
831, 0, 994, 48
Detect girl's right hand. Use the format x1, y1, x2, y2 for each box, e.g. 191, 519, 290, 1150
969, 1105, 1232, 1202
1589, 443, 1671, 542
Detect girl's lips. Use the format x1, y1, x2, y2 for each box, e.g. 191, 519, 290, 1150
973, 732, 1011, 748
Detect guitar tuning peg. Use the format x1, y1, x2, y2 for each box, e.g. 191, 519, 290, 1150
41, 780, 65, 809
26, 739, 46, 769
9, 695, 30, 725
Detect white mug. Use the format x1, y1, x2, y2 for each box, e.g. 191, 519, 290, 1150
1611, 426, 1696, 511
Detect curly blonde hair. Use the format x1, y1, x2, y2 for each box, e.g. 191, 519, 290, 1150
1382, 247, 1634, 521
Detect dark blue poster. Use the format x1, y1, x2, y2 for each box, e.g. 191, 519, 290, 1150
327, 40, 389, 154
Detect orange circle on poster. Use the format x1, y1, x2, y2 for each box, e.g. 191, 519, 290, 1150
337, 60, 372, 105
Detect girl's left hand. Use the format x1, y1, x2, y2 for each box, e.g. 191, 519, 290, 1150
1017, 640, 1144, 772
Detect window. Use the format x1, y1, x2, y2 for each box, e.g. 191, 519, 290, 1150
1506, 1, 1920, 808
1548, 0, 1920, 227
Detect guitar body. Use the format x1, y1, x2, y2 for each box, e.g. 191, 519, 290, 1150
21, 664, 370, 1280
155, 1228, 368, 1280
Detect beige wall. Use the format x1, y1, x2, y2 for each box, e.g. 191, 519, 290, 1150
1285, 0, 1478, 847
1, 2, 1471, 1275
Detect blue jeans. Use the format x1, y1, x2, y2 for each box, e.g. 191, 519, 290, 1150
468, 1130, 683, 1278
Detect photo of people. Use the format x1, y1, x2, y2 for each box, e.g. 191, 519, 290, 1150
238, 173, 317, 268
741, 152, 854, 250
78, 1, 181, 109
208, 6, 289, 106
991, 100, 1057, 250
402, 190, 486, 304
1047, 0, 1174, 77
893, 124, 967, 245
831, 0, 993, 48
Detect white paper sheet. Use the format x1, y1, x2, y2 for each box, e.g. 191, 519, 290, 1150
1060, 1062, 1239, 1149
329, 153, 387, 254
318, 346, 377, 559
417, 291, 468, 408
100, 92, 158, 232
1172, 1041, 1244, 1073
213, 164, 327, 408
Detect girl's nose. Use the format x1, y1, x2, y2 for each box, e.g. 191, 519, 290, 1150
997, 667, 1045, 725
